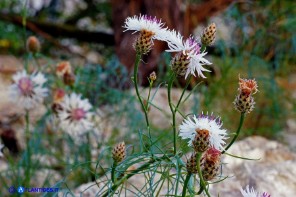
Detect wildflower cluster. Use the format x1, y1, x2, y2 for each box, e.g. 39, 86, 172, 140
120, 14, 265, 197
1, 14, 267, 197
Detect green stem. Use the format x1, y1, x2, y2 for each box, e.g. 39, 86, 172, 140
24, 110, 31, 185
182, 173, 192, 197
175, 75, 192, 113
133, 53, 152, 149
102, 154, 173, 197
168, 72, 176, 154
196, 152, 211, 197
111, 161, 118, 184
222, 113, 245, 154
146, 81, 153, 109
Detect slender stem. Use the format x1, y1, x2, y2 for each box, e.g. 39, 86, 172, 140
196, 152, 211, 197
24, 110, 31, 185
222, 113, 245, 154
167, 72, 176, 154
133, 53, 152, 148
102, 154, 173, 197
146, 81, 153, 109
175, 75, 192, 113
182, 173, 192, 197
111, 161, 118, 184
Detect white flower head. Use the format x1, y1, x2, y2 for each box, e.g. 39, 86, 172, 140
58, 93, 94, 136
240, 186, 271, 197
166, 31, 212, 79
123, 14, 168, 41
0, 143, 4, 157
179, 112, 227, 151
240, 186, 258, 197
9, 70, 48, 110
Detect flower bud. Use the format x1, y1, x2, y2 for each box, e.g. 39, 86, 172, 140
63, 72, 76, 86
234, 77, 258, 113
201, 147, 221, 181
149, 71, 157, 82
201, 23, 216, 46
171, 53, 190, 77
186, 153, 198, 174
193, 129, 210, 152
133, 29, 155, 55
26, 36, 41, 53
112, 142, 126, 163
56, 61, 72, 77
52, 89, 66, 114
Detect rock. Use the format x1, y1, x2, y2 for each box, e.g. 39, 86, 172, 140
72, 136, 296, 196
212, 136, 296, 196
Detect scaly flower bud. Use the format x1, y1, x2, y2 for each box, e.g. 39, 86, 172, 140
112, 142, 126, 163
234, 76, 258, 113
201, 23, 216, 46
193, 129, 210, 152
186, 153, 198, 174
26, 36, 41, 53
201, 147, 221, 181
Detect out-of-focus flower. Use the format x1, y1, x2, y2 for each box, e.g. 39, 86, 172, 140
166, 31, 211, 79
201, 23, 216, 46
9, 70, 48, 110
26, 36, 41, 53
112, 142, 126, 163
0, 143, 4, 157
234, 76, 258, 113
240, 186, 270, 197
56, 61, 72, 77
52, 88, 66, 114
58, 93, 93, 136
179, 112, 227, 151
123, 15, 168, 54
201, 147, 221, 181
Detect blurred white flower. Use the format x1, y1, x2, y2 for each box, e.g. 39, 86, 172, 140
58, 93, 94, 136
9, 70, 48, 110
179, 112, 227, 151
240, 186, 270, 197
166, 31, 211, 79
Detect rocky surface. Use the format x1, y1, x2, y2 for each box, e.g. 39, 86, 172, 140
73, 136, 296, 196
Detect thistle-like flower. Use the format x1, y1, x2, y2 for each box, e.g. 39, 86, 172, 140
201, 23, 216, 46
234, 76, 258, 113
179, 112, 227, 151
57, 93, 94, 136
123, 15, 168, 54
166, 31, 211, 79
201, 147, 221, 181
112, 142, 126, 163
9, 70, 48, 110
240, 186, 271, 197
